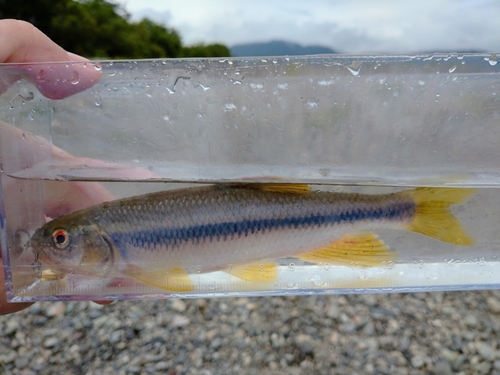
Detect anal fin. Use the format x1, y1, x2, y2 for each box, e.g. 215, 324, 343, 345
297, 232, 397, 267
123, 266, 194, 292
227, 262, 278, 283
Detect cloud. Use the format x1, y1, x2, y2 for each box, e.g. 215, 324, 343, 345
117, 0, 500, 53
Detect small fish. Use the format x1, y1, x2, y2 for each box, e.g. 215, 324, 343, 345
30, 184, 475, 292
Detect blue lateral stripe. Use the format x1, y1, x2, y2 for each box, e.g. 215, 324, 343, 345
111, 201, 414, 252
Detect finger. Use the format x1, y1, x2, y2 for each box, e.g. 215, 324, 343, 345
0, 19, 101, 99
0, 259, 32, 315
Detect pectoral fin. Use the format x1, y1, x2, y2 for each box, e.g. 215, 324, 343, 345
297, 232, 397, 267
227, 262, 278, 283
123, 265, 194, 292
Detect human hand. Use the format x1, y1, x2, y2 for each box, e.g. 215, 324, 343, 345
0, 19, 109, 314
0, 19, 101, 99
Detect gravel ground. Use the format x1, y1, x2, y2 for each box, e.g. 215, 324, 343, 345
2, 290, 500, 374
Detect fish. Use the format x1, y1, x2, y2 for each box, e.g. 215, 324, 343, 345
30, 184, 475, 292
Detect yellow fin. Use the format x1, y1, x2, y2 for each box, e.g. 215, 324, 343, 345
123, 266, 194, 292
233, 183, 311, 194
227, 262, 278, 283
401, 187, 475, 245
297, 232, 397, 267
39, 268, 66, 281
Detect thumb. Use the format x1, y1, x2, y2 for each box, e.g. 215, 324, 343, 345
0, 19, 101, 99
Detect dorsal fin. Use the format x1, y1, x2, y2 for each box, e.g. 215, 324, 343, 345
228, 183, 311, 194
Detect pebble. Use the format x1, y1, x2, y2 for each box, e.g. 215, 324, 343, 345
434, 359, 453, 375
109, 330, 122, 344
45, 302, 66, 317
14, 357, 29, 368
4, 320, 19, 335
171, 314, 190, 327
487, 297, 500, 313
171, 299, 187, 313
464, 314, 478, 327
476, 342, 496, 361
43, 337, 60, 348
294, 334, 315, 355
2, 291, 500, 373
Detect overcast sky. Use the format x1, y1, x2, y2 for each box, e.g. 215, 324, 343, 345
116, 0, 500, 53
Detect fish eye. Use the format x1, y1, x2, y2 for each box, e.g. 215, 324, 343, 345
52, 229, 70, 249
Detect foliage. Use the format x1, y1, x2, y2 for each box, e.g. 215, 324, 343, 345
0, 0, 230, 58
182, 44, 231, 58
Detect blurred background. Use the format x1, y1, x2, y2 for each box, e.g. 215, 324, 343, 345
2, 1, 500, 375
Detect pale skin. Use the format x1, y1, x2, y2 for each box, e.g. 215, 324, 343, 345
0, 19, 117, 314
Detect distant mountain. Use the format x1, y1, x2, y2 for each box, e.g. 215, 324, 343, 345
231, 40, 337, 57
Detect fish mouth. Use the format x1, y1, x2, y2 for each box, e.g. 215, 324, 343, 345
31, 251, 42, 279
31, 251, 67, 281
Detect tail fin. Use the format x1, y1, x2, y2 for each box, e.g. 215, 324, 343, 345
401, 188, 476, 245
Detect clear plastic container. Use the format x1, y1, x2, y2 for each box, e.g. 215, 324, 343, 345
1, 54, 499, 302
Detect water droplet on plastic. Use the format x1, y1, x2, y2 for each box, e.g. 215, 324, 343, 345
94, 93, 102, 107
310, 274, 324, 287
163, 115, 170, 121
36, 69, 46, 82
199, 82, 210, 91
306, 100, 319, 109
224, 103, 237, 111
346, 61, 362, 76
249, 83, 264, 91
27, 112, 34, 121
197, 113, 204, 119
70, 71, 80, 85
8, 105, 14, 110
93, 63, 102, 71
18, 86, 35, 101
109, 71, 116, 77
418, 80, 426, 86
449, 65, 457, 73
486, 54, 498, 66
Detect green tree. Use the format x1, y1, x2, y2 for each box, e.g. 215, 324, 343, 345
182, 43, 231, 58
0, 0, 230, 59
132, 19, 182, 58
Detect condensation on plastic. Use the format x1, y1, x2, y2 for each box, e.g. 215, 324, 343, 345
0, 54, 500, 302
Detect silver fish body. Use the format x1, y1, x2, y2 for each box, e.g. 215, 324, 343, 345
30, 185, 473, 289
